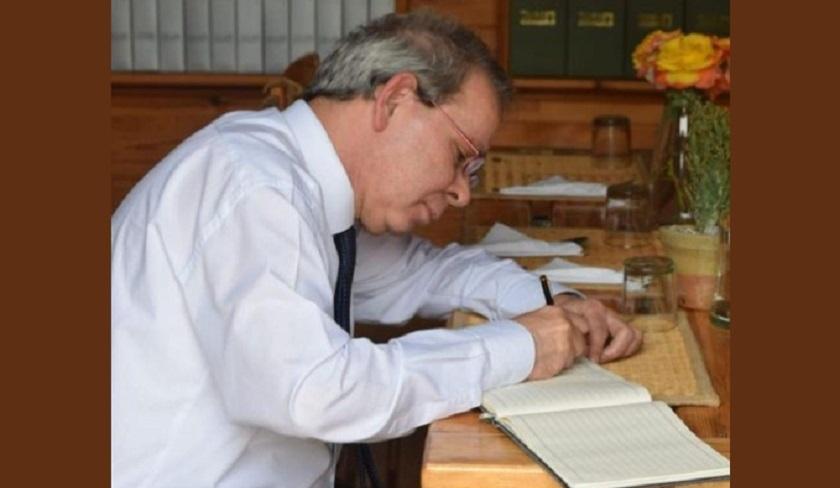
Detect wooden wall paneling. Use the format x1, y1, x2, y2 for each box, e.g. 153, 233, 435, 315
111, 86, 265, 209
406, 0, 500, 54
494, 91, 666, 150
552, 200, 604, 228
472, 26, 499, 57
492, 118, 662, 150
506, 93, 664, 123
395, 0, 411, 13
463, 199, 533, 237
407, 0, 498, 25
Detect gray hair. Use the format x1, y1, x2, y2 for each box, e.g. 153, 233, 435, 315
302, 10, 512, 109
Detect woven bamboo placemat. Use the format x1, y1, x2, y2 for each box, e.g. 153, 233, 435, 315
447, 310, 719, 407
477, 150, 645, 194
603, 311, 719, 406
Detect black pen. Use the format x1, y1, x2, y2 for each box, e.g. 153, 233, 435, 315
539, 274, 554, 306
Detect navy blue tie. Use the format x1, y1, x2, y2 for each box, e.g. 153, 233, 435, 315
332, 225, 383, 488
332, 226, 356, 334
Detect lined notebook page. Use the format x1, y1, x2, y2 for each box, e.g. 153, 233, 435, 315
483, 359, 651, 418
501, 402, 730, 488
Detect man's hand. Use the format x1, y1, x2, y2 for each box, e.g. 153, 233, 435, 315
514, 306, 587, 381
553, 294, 642, 364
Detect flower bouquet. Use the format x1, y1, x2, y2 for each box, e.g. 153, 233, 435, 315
632, 30, 731, 310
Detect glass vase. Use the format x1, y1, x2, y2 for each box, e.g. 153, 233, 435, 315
649, 91, 696, 226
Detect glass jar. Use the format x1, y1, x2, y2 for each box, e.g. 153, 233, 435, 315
710, 223, 730, 328
622, 256, 678, 332
604, 181, 653, 248
592, 115, 631, 169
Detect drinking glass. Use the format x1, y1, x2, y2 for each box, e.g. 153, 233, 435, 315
604, 181, 653, 248
592, 115, 631, 169
710, 224, 730, 328
622, 256, 678, 332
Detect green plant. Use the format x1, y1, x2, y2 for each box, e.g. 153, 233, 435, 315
682, 97, 730, 235
635, 30, 731, 233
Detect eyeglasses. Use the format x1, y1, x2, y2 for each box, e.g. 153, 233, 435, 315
432, 103, 485, 189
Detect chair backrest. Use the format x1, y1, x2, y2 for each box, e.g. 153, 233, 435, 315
262, 52, 320, 110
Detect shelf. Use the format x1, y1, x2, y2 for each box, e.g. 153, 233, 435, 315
111, 72, 662, 96
111, 72, 279, 89
512, 78, 659, 94
513, 78, 598, 91
597, 80, 660, 92
111, 73, 725, 106
509, 78, 728, 102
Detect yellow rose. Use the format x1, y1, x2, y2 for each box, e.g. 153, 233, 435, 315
632, 30, 680, 72
655, 34, 717, 86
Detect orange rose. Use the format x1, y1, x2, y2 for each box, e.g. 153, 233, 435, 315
633, 31, 730, 94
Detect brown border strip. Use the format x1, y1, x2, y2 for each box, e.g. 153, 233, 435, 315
5, 0, 109, 485
731, 0, 839, 484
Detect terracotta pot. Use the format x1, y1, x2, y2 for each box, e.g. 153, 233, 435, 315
658, 225, 720, 310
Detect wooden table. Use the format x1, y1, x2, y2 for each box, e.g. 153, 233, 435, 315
420, 228, 731, 488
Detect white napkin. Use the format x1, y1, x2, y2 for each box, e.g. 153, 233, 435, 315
533, 257, 624, 284
474, 223, 583, 257
499, 175, 607, 197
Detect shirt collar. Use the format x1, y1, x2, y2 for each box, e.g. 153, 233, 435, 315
283, 100, 355, 235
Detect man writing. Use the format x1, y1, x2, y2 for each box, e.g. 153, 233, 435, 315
111, 11, 642, 487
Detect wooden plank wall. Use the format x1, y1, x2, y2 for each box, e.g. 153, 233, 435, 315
111, 85, 265, 209
497, 90, 664, 150
407, 0, 501, 56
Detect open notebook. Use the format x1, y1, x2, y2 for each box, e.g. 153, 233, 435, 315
482, 359, 730, 488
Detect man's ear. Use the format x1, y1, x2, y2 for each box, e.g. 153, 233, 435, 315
372, 72, 420, 132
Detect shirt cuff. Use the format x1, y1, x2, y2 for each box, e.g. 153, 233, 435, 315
496, 277, 583, 317
548, 280, 585, 299
450, 320, 535, 390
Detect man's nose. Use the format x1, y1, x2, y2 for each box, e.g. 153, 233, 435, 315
445, 172, 471, 208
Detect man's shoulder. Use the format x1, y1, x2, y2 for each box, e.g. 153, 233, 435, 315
112, 107, 330, 279
114, 107, 323, 238
212, 107, 302, 170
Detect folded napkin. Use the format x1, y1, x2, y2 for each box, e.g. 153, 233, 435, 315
533, 257, 624, 285
473, 223, 583, 257
499, 175, 607, 197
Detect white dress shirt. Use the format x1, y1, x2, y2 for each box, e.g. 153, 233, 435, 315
111, 100, 576, 487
